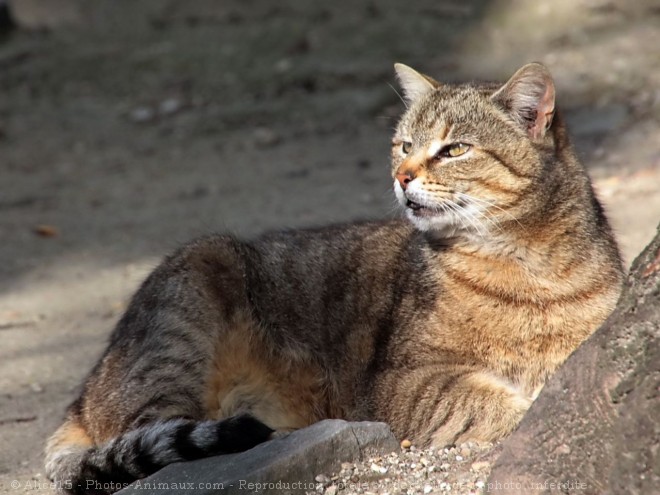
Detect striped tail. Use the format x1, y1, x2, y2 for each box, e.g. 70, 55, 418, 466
45, 414, 274, 494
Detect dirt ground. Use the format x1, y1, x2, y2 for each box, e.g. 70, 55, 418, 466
1, 0, 659, 493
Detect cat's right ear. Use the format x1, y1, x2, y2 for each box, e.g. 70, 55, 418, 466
491, 63, 556, 141
394, 63, 440, 103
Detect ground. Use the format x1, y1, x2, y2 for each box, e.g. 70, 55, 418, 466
0, 0, 659, 493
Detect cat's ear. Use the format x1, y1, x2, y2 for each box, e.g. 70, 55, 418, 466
491, 63, 556, 140
394, 63, 440, 102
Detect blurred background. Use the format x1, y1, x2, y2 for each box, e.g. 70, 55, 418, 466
1, 0, 659, 490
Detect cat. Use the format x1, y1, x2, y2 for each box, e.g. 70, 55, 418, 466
45, 62, 624, 494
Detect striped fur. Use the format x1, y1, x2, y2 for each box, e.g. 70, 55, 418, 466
45, 415, 272, 494
45, 63, 624, 493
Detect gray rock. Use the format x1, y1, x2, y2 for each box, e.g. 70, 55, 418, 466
129, 106, 156, 124
253, 127, 281, 148
117, 420, 398, 495
158, 98, 183, 117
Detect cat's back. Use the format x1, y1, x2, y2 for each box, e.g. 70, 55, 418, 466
103, 217, 422, 363
241, 218, 426, 344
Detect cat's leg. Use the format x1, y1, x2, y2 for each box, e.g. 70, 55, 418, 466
204, 312, 329, 435
426, 370, 532, 447
377, 366, 532, 447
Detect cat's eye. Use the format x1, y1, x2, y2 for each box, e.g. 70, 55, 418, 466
448, 143, 471, 157
402, 141, 412, 154
438, 143, 471, 159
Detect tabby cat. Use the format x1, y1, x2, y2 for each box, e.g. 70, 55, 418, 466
46, 62, 624, 493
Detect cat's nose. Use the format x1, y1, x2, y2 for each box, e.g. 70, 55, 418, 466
396, 170, 416, 190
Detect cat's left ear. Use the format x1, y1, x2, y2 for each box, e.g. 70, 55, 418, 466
394, 63, 441, 103
491, 63, 555, 140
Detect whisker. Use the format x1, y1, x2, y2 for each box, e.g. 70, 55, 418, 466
467, 203, 503, 233
455, 200, 490, 239
387, 202, 402, 216
457, 193, 525, 231
441, 201, 468, 232
387, 83, 408, 109
384, 189, 405, 217
444, 199, 486, 239
463, 207, 488, 239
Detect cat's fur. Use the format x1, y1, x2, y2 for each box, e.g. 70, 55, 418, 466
46, 63, 624, 493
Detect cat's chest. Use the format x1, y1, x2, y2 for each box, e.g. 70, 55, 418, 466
428, 249, 591, 376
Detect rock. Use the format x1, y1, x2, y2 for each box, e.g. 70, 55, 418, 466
253, 127, 281, 148
29, 383, 43, 393
117, 420, 398, 495
158, 98, 182, 116
488, 222, 660, 494
471, 461, 490, 472
400, 439, 412, 449
315, 474, 330, 485
129, 107, 155, 124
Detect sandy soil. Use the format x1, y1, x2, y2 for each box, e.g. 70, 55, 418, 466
1, 0, 659, 493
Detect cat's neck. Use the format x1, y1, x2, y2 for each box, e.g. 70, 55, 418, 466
426, 216, 593, 279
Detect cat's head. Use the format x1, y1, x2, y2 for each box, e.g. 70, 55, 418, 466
391, 62, 557, 237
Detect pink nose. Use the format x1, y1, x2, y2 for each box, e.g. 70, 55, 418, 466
396, 171, 415, 190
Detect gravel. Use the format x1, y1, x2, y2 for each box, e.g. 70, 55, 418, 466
310, 440, 499, 495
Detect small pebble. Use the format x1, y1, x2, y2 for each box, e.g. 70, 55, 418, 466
401, 439, 412, 449
556, 443, 571, 455
33, 225, 58, 238
253, 127, 281, 147
158, 98, 181, 115
129, 106, 155, 123
315, 474, 330, 484
30, 383, 43, 393
471, 461, 490, 471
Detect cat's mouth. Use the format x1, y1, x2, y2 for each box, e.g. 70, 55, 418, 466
406, 199, 424, 210
406, 199, 438, 217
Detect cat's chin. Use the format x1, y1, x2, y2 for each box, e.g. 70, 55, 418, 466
405, 208, 462, 237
